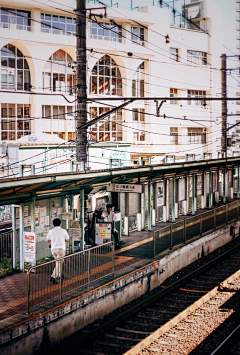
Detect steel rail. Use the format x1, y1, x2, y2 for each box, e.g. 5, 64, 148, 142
210, 324, 240, 355
50, 240, 240, 355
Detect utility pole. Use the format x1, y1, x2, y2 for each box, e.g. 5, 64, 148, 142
221, 53, 227, 156
76, 0, 87, 170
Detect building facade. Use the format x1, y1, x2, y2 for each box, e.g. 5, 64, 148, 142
0, 0, 223, 174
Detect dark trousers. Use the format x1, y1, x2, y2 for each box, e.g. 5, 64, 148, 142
112, 228, 119, 245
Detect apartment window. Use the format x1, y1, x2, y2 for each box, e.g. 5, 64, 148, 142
188, 128, 206, 144
170, 48, 179, 61
170, 127, 178, 144
42, 105, 74, 139
170, 88, 178, 104
43, 50, 75, 94
41, 13, 76, 35
89, 107, 122, 142
131, 27, 144, 46
1, 103, 31, 140
0, 8, 31, 31
133, 109, 145, 122
132, 62, 145, 97
133, 132, 145, 142
187, 50, 207, 65
1, 44, 31, 91
89, 21, 122, 42
90, 55, 122, 96
187, 90, 207, 106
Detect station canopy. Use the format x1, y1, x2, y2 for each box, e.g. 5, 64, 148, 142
0, 156, 239, 206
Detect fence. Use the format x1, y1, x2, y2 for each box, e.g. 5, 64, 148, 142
27, 242, 114, 313
0, 230, 13, 272
153, 201, 239, 258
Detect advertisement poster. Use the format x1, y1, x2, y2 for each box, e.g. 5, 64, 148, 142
156, 182, 164, 207
24, 232, 36, 264
178, 179, 185, 201
197, 175, 202, 196
62, 212, 73, 221
213, 173, 218, 192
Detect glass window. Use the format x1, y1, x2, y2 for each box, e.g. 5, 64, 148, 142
1, 103, 30, 140
187, 50, 207, 65
90, 55, 122, 96
132, 109, 145, 122
89, 21, 122, 42
170, 127, 178, 144
0, 44, 31, 91
41, 13, 75, 35
187, 90, 207, 106
170, 48, 179, 61
170, 88, 178, 104
0, 8, 31, 31
131, 27, 144, 46
188, 128, 206, 144
89, 107, 122, 142
132, 62, 145, 97
42, 105, 74, 139
43, 50, 75, 94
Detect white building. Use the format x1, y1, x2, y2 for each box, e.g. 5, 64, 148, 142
0, 0, 224, 175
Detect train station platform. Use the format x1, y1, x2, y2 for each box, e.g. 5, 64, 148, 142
0, 199, 240, 355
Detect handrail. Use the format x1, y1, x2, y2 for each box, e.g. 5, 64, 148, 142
27, 241, 114, 313
153, 200, 240, 258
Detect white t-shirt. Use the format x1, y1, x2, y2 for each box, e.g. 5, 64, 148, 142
102, 211, 116, 223
47, 226, 69, 251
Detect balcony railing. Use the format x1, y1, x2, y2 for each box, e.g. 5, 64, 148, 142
0, 21, 31, 31
41, 27, 76, 36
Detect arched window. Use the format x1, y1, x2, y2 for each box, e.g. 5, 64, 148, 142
1, 44, 31, 91
43, 49, 75, 93
132, 62, 145, 97
90, 55, 122, 96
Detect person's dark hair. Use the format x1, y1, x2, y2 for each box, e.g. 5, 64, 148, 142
106, 204, 112, 209
53, 218, 61, 227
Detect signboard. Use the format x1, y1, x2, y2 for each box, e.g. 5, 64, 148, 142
178, 179, 185, 201
62, 212, 73, 221
69, 228, 81, 238
95, 222, 112, 245
107, 183, 142, 193
213, 173, 218, 192
197, 175, 202, 196
157, 182, 164, 206
24, 232, 36, 264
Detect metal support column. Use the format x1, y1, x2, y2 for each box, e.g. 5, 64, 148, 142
221, 53, 227, 156
172, 176, 175, 222
148, 180, 151, 231
209, 171, 212, 208
125, 192, 129, 235
12, 206, 17, 269
192, 175, 195, 215
19, 203, 24, 271
141, 185, 145, 230
166, 179, 170, 220
79, 189, 85, 250
186, 175, 189, 214
223, 169, 226, 203
238, 166, 240, 199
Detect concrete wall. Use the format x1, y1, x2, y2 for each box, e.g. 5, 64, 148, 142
0, 224, 236, 355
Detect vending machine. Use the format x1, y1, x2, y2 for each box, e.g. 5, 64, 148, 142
95, 222, 112, 245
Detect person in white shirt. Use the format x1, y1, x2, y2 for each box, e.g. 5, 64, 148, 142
101, 204, 119, 249
47, 218, 69, 284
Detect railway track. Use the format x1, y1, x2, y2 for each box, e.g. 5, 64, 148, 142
51, 242, 240, 355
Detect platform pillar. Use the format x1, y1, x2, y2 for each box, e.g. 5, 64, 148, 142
19, 203, 24, 271
238, 167, 240, 199
186, 175, 190, 214
166, 179, 170, 221
192, 174, 196, 215
223, 169, 226, 203
148, 180, 151, 231
209, 171, 213, 208
172, 176, 176, 222
125, 192, 129, 235
79, 189, 85, 250
141, 185, 145, 230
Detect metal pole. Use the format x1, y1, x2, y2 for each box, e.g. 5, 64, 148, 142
76, 0, 87, 167
172, 177, 175, 222
221, 54, 227, 156
12, 206, 16, 269
79, 189, 85, 250
148, 180, 151, 231
19, 203, 24, 271
238, 166, 240, 199
192, 175, 195, 215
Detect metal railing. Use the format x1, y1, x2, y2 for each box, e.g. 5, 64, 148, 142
153, 201, 239, 258
27, 242, 114, 313
0, 230, 13, 273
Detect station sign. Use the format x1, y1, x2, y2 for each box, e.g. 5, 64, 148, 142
107, 183, 142, 193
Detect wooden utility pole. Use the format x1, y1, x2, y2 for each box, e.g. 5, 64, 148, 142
76, 0, 87, 170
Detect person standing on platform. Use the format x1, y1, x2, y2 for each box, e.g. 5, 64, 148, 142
101, 204, 120, 249
47, 218, 69, 284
